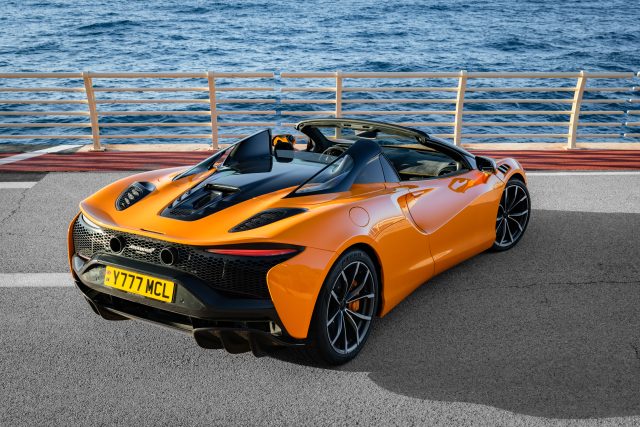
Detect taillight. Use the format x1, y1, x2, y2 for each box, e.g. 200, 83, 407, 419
206, 248, 298, 257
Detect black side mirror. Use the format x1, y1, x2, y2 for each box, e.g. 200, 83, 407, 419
476, 156, 497, 174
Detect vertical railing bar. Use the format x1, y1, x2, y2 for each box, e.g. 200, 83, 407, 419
2, 71, 638, 148
207, 71, 218, 150
82, 71, 103, 151
567, 70, 587, 149
335, 70, 343, 138
453, 70, 467, 146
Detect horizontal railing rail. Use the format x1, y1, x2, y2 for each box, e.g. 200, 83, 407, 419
0, 70, 638, 150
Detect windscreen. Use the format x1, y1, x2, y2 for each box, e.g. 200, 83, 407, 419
314, 125, 421, 148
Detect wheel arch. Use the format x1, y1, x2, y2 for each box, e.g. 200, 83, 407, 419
509, 172, 526, 183
339, 242, 384, 317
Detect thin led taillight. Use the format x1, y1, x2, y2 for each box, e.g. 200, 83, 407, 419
206, 248, 298, 257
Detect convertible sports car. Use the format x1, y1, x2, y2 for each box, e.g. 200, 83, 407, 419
68, 118, 530, 364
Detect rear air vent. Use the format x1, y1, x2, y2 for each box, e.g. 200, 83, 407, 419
230, 208, 307, 233
116, 181, 155, 211
497, 164, 511, 174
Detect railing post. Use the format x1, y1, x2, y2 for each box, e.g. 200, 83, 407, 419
82, 71, 103, 151
207, 71, 219, 150
335, 70, 343, 138
453, 70, 467, 146
567, 70, 587, 149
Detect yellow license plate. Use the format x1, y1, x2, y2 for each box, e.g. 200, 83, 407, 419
104, 266, 175, 303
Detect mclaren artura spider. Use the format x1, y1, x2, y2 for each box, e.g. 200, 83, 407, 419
68, 119, 530, 364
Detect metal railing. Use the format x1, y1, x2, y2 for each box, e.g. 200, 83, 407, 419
0, 70, 638, 150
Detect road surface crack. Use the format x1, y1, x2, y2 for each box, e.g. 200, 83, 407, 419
0, 190, 28, 228
631, 343, 640, 364
450, 279, 640, 294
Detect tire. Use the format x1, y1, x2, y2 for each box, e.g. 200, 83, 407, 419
306, 249, 379, 365
492, 178, 531, 251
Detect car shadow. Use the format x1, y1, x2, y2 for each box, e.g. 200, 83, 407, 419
274, 209, 640, 419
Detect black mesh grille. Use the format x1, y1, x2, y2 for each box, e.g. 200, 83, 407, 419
72, 217, 294, 299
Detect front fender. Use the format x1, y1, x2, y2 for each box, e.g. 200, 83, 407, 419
495, 157, 527, 184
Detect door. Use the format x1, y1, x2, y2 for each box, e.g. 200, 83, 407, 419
382, 145, 503, 275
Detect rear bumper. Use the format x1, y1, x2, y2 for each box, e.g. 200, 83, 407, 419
72, 253, 305, 354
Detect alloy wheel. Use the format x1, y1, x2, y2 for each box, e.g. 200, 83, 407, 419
325, 261, 376, 355
495, 182, 530, 248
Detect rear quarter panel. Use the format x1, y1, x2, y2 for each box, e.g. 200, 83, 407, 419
266, 184, 434, 338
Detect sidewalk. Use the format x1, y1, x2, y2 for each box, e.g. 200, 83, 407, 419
1, 144, 640, 171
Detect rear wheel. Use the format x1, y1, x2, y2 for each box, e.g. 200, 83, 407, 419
492, 178, 530, 251
308, 249, 379, 365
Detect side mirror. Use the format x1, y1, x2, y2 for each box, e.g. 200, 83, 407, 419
272, 134, 296, 149
476, 156, 497, 174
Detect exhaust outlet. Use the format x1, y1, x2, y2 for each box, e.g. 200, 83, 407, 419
109, 236, 125, 253
159, 247, 179, 265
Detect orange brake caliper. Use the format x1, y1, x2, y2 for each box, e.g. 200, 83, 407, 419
347, 279, 361, 312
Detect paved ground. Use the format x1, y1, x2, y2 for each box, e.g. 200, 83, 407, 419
0, 171, 639, 426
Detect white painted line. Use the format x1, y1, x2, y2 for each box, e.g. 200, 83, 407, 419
0, 273, 73, 287
528, 171, 640, 176
0, 181, 37, 189
0, 144, 81, 166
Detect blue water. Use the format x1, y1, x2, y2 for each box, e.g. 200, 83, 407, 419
1, 0, 639, 144
2, 0, 639, 72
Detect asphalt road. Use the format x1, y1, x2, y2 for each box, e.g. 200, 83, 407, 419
1, 172, 639, 426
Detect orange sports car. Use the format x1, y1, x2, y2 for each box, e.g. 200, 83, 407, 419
68, 119, 530, 364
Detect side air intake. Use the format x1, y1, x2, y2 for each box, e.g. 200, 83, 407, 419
230, 208, 307, 232
116, 181, 155, 211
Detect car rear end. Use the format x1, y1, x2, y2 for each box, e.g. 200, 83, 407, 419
68, 212, 305, 354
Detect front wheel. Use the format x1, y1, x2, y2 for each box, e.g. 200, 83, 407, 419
308, 249, 379, 365
492, 178, 531, 251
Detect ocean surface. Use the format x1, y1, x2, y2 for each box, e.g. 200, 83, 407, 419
1, 0, 639, 145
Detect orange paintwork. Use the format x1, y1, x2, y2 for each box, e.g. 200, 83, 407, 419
402, 169, 504, 275
67, 211, 80, 275
69, 157, 526, 340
